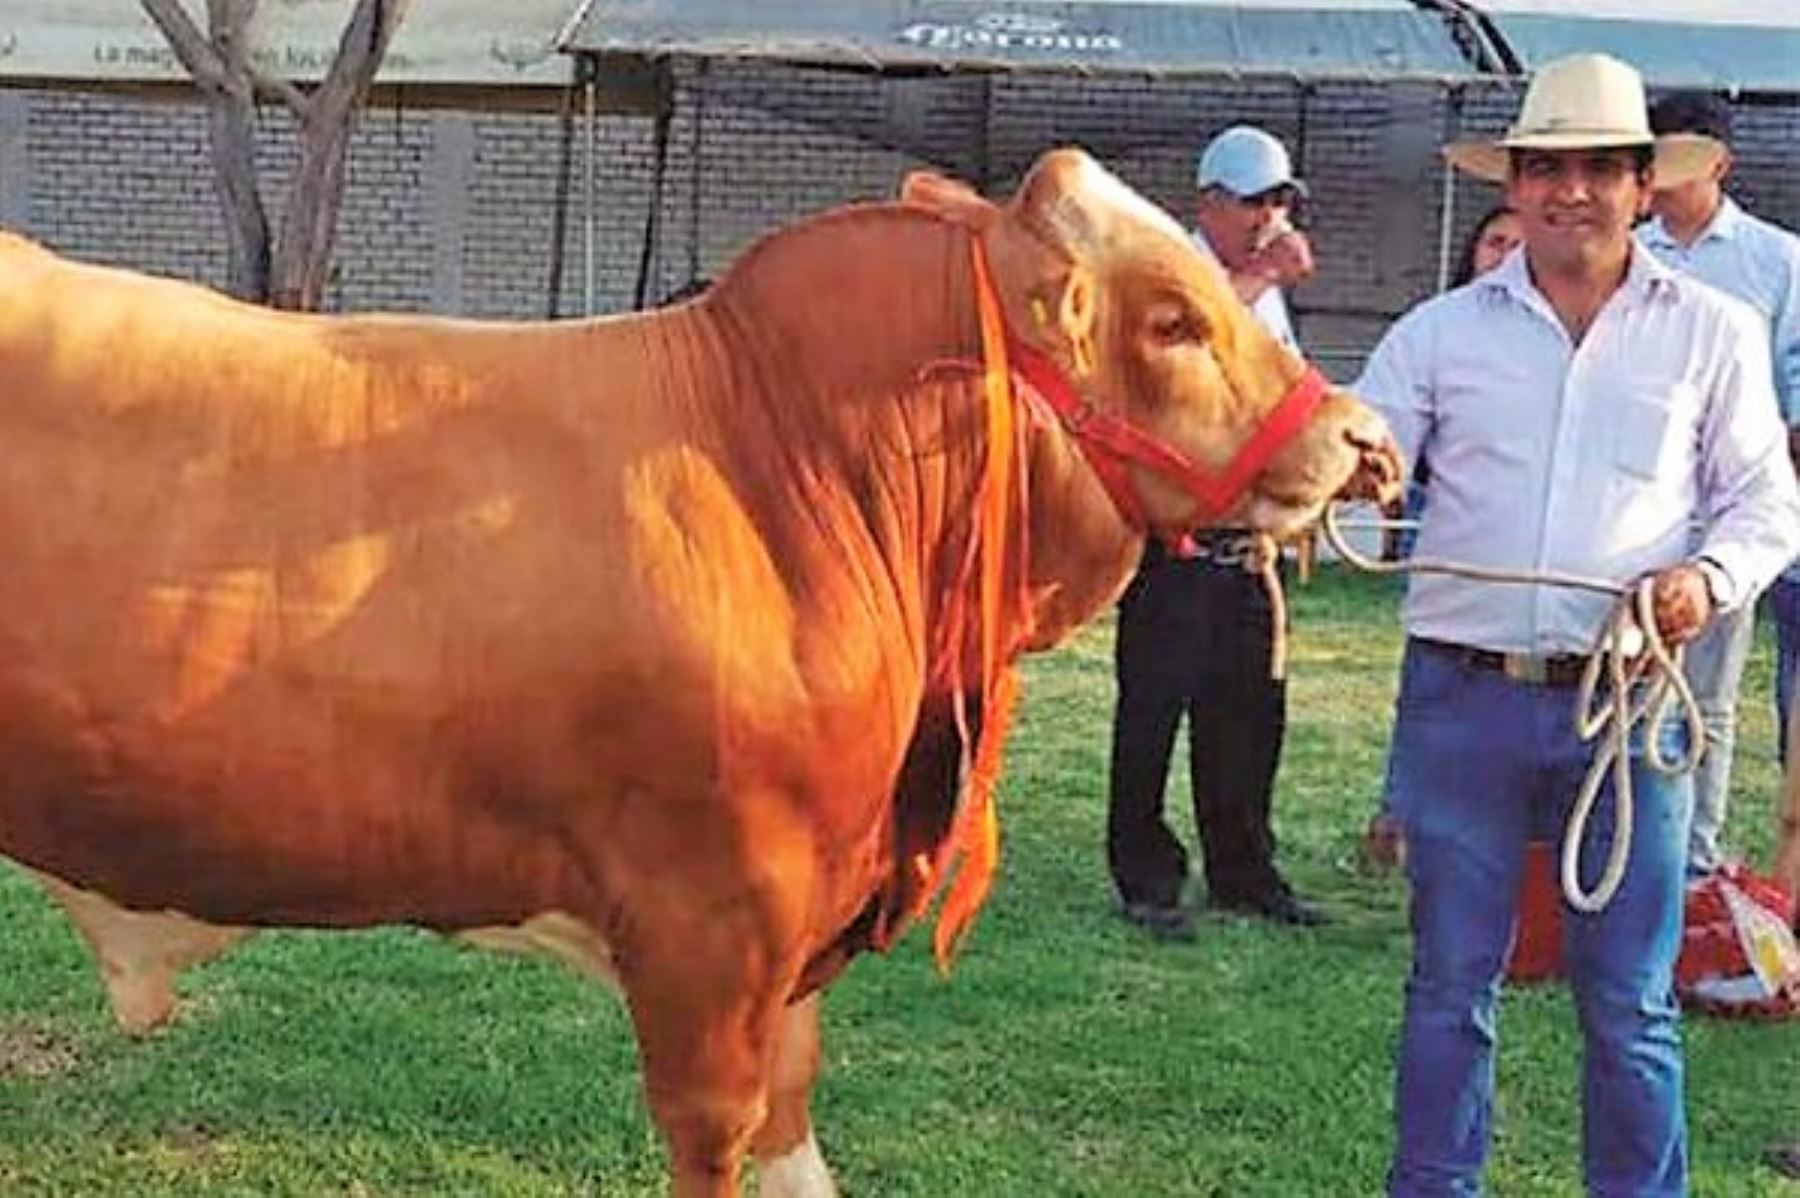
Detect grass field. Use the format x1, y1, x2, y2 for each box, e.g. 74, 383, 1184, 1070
2, 566, 1797, 1196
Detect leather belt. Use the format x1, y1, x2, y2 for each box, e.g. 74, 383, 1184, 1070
1416, 637, 1590, 688
1154, 528, 1256, 567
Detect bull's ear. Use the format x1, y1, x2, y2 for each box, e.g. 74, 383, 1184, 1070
1052, 265, 1098, 378
901, 171, 996, 228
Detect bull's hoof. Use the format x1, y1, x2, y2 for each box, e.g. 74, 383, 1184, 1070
103, 969, 180, 1037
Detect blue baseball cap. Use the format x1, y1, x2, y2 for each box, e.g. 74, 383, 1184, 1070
1196, 125, 1308, 199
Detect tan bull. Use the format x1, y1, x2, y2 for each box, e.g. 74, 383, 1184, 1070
0, 148, 1397, 1195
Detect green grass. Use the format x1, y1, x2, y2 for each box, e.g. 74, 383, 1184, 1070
2, 566, 1797, 1195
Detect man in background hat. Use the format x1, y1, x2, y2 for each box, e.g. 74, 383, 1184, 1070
1638, 91, 1800, 876
1105, 124, 1322, 941
1355, 53, 1800, 1192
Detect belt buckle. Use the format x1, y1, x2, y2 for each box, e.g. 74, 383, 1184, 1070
1502, 653, 1549, 685
1208, 534, 1253, 568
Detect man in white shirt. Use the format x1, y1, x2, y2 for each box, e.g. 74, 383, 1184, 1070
1354, 54, 1800, 1194
1638, 90, 1800, 875
1106, 125, 1321, 941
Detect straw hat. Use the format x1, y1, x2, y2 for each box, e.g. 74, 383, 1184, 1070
1443, 53, 1723, 187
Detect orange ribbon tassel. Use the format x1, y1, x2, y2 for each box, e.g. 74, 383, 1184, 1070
932, 236, 1029, 970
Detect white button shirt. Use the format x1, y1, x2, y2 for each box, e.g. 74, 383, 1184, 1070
1640, 198, 1800, 582
1639, 197, 1800, 422
1354, 245, 1800, 655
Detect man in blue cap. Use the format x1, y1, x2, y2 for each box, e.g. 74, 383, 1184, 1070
1192, 124, 1315, 346
1105, 124, 1323, 941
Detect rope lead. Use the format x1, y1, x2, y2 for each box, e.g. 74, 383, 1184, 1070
1320, 502, 1706, 912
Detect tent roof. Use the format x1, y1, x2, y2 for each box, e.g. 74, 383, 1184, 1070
0, 1, 582, 88
6, 2, 1791, 95
1463, 1, 1800, 93
560, 0, 1482, 82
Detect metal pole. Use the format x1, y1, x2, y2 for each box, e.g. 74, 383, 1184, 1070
1434, 86, 1463, 293
1435, 158, 1458, 293
584, 66, 598, 316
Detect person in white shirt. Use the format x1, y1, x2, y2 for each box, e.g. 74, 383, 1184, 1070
1105, 125, 1323, 941
1638, 90, 1800, 875
1354, 54, 1800, 1195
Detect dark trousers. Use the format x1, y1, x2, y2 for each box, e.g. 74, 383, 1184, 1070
1106, 548, 1288, 908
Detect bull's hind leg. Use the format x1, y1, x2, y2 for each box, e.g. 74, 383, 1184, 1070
752, 992, 837, 1198
27, 869, 248, 1034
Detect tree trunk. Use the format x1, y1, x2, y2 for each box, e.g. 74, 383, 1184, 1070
207, 79, 271, 302
268, 0, 411, 311
270, 118, 351, 311
143, 0, 411, 311
141, 0, 271, 302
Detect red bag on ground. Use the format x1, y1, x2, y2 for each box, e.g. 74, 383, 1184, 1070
1676, 866, 1800, 1019
1507, 840, 1564, 983
1505, 850, 1800, 1019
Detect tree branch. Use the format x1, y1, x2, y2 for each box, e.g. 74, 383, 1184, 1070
305, 0, 412, 132
139, 0, 236, 95
268, 0, 412, 309
249, 68, 311, 116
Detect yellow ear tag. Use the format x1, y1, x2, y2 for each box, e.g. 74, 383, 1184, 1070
1071, 335, 1095, 378
1029, 296, 1050, 327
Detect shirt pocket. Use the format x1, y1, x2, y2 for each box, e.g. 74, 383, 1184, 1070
1611, 382, 1700, 481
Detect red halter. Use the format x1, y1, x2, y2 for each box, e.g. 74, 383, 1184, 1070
910, 240, 1331, 970
1008, 336, 1328, 552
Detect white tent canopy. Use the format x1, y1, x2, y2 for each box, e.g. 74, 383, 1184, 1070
0, 1, 583, 88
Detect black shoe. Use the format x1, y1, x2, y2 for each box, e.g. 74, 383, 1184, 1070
1119, 901, 1197, 943
1769, 1142, 1800, 1180
1214, 884, 1328, 927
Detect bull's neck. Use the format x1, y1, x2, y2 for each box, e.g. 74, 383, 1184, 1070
708, 205, 983, 430
690, 206, 1142, 693
886, 370, 1145, 696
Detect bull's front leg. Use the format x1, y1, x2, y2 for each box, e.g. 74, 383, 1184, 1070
752, 992, 837, 1197
609, 794, 824, 1198
632, 992, 774, 1198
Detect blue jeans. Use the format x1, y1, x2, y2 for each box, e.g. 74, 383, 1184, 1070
1680, 603, 1756, 871
1387, 640, 1691, 1197
1769, 577, 1800, 766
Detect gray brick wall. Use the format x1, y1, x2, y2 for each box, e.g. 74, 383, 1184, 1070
1, 67, 1795, 375
22, 90, 229, 287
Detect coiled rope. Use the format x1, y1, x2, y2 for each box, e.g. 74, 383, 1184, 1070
1318, 503, 1707, 912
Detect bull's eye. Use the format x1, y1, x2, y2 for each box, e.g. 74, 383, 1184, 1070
1147, 307, 1198, 346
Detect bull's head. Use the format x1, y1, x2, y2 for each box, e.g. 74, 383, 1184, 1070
906, 149, 1400, 543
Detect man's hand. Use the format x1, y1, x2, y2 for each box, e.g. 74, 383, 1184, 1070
1648, 563, 1713, 646
1229, 229, 1316, 305
1336, 431, 1405, 509
1249, 228, 1316, 288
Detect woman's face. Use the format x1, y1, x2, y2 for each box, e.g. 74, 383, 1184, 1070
1471, 211, 1524, 276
